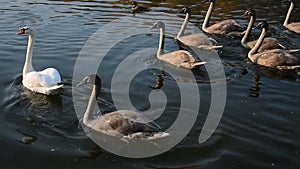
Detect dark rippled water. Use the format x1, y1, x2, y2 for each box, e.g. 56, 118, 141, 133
0, 0, 299, 168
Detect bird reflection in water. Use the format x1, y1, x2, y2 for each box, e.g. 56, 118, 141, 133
247, 65, 298, 98
21, 86, 63, 123
148, 71, 165, 90
248, 73, 261, 98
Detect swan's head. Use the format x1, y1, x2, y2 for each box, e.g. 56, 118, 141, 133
77, 74, 102, 97
242, 9, 256, 17
16, 26, 33, 35
178, 7, 191, 14
151, 21, 165, 30
77, 74, 102, 87
288, 0, 295, 3
254, 21, 269, 30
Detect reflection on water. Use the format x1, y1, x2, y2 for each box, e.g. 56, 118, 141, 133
148, 71, 165, 90
248, 73, 261, 98
0, 0, 299, 168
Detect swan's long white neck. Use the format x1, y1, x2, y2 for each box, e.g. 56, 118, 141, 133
83, 84, 98, 125
241, 13, 256, 47
157, 26, 165, 58
23, 32, 35, 76
202, 1, 215, 31
177, 12, 191, 38
248, 26, 267, 60
284, 1, 294, 26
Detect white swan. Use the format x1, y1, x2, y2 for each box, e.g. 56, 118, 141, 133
202, 0, 244, 36
283, 0, 300, 33
248, 22, 300, 70
77, 74, 169, 140
152, 21, 206, 69
17, 27, 63, 95
176, 7, 222, 50
241, 9, 286, 52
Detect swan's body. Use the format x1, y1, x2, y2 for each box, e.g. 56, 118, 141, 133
241, 9, 286, 52
78, 75, 168, 140
202, 0, 244, 36
283, 0, 300, 33
248, 22, 299, 70
176, 7, 222, 50
17, 27, 63, 95
152, 21, 206, 69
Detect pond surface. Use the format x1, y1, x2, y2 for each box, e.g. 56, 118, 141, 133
0, 0, 299, 168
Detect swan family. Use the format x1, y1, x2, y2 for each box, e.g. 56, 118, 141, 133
16, 0, 299, 140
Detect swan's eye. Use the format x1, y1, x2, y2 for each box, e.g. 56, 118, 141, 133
21, 28, 28, 33
87, 78, 96, 84
18, 29, 26, 34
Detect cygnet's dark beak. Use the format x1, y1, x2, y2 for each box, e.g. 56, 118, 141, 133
150, 24, 157, 30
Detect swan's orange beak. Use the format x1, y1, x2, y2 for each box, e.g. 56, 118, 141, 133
16, 29, 25, 35
16, 31, 24, 35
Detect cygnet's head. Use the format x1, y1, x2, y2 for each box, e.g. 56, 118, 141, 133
178, 7, 192, 14
151, 21, 165, 30
242, 9, 256, 17
77, 74, 102, 87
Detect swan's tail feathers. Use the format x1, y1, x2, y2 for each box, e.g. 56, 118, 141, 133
57, 82, 64, 85
277, 65, 300, 70
208, 37, 218, 45
32, 84, 63, 95
198, 45, 223, 50
50, 85, 63, 90
278, 43, 287, 50
56, 84, 64, 89
147, 132, 170, 140
125, 131, 169, 140
48, 84, 63, 93
193, 61, 207, 67
286, 49, 300, 53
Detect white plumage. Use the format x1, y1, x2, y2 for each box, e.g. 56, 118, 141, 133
17, 27, 63, 95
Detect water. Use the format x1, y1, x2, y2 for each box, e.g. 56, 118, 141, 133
0, 0, 299, 168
